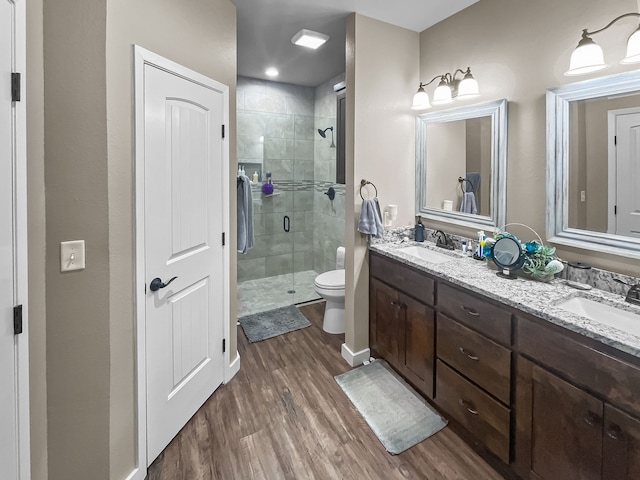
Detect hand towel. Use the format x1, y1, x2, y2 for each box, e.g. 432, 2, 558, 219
459, 191, 478, 215
358, 198, 384, 238
237, 174, 254, 253
464, 172, 481, 194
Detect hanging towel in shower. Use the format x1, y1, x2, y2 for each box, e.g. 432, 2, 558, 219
358, 198, 384, 238
237, 174, 254, 254
459, 191, 478, 215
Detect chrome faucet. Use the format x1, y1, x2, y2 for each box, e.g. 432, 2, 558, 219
615, 278, 640, 306
432, 230, 454, 250
625, 284, 640, 306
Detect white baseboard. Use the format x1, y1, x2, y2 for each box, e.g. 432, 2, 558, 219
225, 352, 241, 383
341, 343, 371, 367
125, 467, 145, 480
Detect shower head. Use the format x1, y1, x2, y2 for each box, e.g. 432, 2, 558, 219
318, 126, 333, 138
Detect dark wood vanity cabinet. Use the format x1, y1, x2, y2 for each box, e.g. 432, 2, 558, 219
434, 283, 514, 464
515, 316, 640, 480
369, 251, 640, 479
369, 253, 435, 398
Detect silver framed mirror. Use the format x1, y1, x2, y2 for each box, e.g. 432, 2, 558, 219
547, 70, 640, 259
415, 99, 508, 230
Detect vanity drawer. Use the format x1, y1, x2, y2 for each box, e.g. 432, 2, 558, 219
437, 314, 512, 404
370, 252, 434, 306
436, 360, 511, 463
519, 316, 640, 415
437, 283, 512, 346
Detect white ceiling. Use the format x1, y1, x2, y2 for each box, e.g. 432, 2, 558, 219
231, 0, 479, 87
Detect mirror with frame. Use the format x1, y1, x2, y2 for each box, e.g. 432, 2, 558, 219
415, 99, 508, 230
547, 70, 640, 258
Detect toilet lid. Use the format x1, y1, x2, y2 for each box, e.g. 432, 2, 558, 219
315, 269, 345, 290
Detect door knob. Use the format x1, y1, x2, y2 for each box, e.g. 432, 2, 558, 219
149, 276, 178, 292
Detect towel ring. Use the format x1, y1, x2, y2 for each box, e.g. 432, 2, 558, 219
359, 179, 378, 200
458, 177, 474, 193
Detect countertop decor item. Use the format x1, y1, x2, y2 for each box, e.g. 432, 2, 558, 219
486, 223, 564, 282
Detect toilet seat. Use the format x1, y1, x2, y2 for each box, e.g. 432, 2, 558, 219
314, 269, 345, 290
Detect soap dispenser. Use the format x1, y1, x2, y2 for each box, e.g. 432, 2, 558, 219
414, 217, 425, 242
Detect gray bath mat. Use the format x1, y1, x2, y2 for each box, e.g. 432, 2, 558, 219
239, 305, 311, 343
335, 359, 447, 455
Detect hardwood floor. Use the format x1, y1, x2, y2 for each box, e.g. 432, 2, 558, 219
147, 302, 504, 479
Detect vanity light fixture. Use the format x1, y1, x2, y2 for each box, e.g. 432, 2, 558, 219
566, 12, 640, 76
265, 67, 279, 77
291, 28, 329, 49
411, 67, 480, 110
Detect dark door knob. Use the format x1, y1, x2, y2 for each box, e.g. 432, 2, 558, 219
149, 276, 178, 292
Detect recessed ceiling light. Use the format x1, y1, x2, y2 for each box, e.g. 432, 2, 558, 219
265, 67, 279, 77
291, 29, 329, 50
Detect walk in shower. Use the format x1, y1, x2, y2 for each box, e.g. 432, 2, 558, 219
236, 75, 345, 317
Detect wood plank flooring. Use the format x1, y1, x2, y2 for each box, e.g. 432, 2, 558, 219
147, 302, 504, 480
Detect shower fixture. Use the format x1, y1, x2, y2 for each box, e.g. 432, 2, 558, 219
318, 127, 336, 148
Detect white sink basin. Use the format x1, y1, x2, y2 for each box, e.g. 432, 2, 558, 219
398, 245, 456, 264
556, 296, 640, 336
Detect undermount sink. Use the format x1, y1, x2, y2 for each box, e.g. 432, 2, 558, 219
556, 296, 640, 336
397, 245, 457, 264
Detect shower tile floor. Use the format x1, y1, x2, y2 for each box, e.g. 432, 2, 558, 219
237, 269, 323, 318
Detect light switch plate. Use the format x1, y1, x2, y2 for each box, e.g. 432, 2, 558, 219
60, 240, 85, 272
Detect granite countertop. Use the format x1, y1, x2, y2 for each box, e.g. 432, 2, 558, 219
370, 240, 640, 359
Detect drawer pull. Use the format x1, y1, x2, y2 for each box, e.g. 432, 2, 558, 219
459, 398, 478, 415
584, 412, 601, 427
459, 347, 479, 361
460, 305, 480, 317
606, 424, 622, 440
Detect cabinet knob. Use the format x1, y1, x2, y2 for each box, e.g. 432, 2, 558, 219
460, 305, 480, 317
584, 411, 601, 427
607, 424, 623, 440
459, 347, 479, 361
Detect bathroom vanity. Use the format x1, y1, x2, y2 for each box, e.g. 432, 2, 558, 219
369, 243, 640, 479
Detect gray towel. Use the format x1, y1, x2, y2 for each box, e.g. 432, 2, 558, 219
358, 198, 384, 238
464, 172, 481, 195
237, 175, 254, 253
460, 191, 478, 214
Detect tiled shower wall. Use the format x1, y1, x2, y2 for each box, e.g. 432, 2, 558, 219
314, 73, 345, 274
236, 74, 345, 283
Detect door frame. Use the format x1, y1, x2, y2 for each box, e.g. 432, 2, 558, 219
607, 106, 640, 235
7, 1, 30, 478
132, 45, 231, 479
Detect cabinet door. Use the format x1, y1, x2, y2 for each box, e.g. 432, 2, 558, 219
603, 404, 640, 479
369, 277, 400, 365
401, 293, 435, 398
530, 365, 602, 480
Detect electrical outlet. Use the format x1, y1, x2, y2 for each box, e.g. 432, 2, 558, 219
580, 190, 586, 202
60, 240, 85, 272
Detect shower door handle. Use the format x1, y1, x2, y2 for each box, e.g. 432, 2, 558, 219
283, 215, 290, 232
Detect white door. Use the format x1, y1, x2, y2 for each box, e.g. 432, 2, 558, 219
1, 1, 29, 479
144, 63, 225, 463
614, 112, 640, 238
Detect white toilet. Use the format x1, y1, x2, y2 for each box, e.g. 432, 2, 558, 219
314, 247, 346, 334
